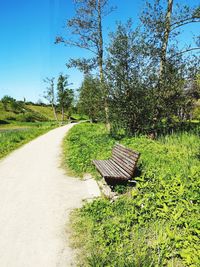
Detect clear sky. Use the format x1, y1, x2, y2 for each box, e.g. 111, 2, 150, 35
0, 0, 199, 102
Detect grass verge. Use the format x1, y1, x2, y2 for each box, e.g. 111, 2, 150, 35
0, 121, 58, 159
63, 122, 200, 267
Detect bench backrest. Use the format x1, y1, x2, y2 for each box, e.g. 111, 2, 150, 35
111, 144, 140, 176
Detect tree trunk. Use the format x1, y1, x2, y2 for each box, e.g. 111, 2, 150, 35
98, 0, 110, 131
51, 104, 58, 121
159, 0, 173, 79
61, 106, 64, 121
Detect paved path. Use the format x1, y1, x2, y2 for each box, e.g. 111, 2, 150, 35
0, 124, 100, 267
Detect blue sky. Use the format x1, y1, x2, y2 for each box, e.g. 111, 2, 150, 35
0, 0, 199, 102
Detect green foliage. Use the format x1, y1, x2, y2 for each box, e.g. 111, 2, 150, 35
193, 100, 200, 120
27, 104, 60, 121
65, 123, 200, 266
43, 77, 58, 121
0, 122, 57, 159
63, 123, 115, 176
16, 112, 47, 122
65, 0, 200, 134
1, 95, 15, 111
57, 74, 74, 120
78, 75, 104, 121
1, 95, 24, 113
106, 21, 155, 135
104, 11, 200, 136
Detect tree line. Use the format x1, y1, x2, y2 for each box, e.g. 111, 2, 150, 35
55, 0, 200, 135
1, 74, 74, 123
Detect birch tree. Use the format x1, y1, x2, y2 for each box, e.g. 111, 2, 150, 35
141, 0, 200, 80
140, 0, 200, 124
56, 0, 115, 130
43, 77, 58, 121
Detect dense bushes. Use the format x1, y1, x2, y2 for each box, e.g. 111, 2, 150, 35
64, 123, 200, 266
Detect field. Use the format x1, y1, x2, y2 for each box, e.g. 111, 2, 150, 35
63, 123, 200, 267
0, 101, 61, 159
0, 101, 59, 122
0, 121, 58, 159
0, 100, 88, 159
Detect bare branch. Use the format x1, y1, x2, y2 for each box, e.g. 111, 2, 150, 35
55, 37, 97, 54
171, 18, 200, 31
169, 47, 200, 58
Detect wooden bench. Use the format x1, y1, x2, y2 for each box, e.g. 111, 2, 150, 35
93, 144, 140, 184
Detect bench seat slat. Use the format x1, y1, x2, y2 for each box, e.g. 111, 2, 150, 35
112, 151, 137, 166
93, 160, 118, 177
108, 160, 130, 178
93, 159, 129, 179
93, 160, 112, 177
93, 160, 130, 180
102, 160, 123, 177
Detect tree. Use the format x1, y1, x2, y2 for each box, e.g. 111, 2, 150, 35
57, 74, 74, 121
159, 0, 173, 79
43, 77, 58, 121
105, 21, 155, 135
104, 1, 200, 135
181, 72, 200, 120
1, 95, 21, 112
141, 0, 200, 76
78, 75, 103, 121
56, 0, 115, 129
140, 0, 200, 127
1, 95, 12, 111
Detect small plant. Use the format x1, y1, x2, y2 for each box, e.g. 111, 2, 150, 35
65, 123, 200, 266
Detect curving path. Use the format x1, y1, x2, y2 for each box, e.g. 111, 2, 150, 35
0, 124, 100, 267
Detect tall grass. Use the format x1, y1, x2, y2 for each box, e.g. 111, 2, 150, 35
64, 123, 200, 267
0, 122, 57, 159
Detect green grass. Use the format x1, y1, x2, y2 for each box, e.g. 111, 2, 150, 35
64, 123, 200, 267
0, 121, 58, 159
0, 101, 59, 121
63, 123, 114, 177
0, 101, 88, 123
27, 104, 61, 120
0, 102, 17, 120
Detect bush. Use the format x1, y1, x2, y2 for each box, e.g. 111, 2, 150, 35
16, 112, 47, 122
6, 116, 16, 121
0, 120, 9, 125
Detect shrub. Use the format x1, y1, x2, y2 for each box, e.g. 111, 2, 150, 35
0, 120, 9, 125
16, 112, 47, 122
